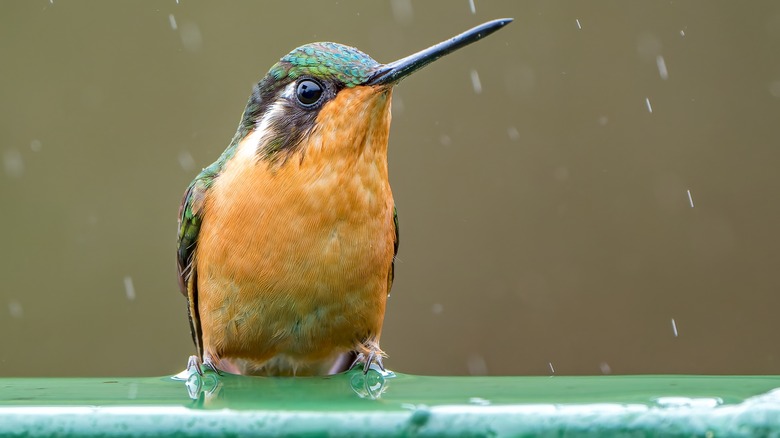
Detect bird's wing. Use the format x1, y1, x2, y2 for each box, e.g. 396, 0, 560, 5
177, 176, 209, 360
175, 135, 245, 360
389, 205, 399, 289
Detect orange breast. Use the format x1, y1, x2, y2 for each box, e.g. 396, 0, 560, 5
196, 86, 395, 372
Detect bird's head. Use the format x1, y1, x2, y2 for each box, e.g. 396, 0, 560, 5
233, 19, 513, 164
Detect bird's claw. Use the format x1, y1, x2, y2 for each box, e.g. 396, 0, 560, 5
351, 348, 386, 374
186, 354, 223, 376
186, 355, 203, 376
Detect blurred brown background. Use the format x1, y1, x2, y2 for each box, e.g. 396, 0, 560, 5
1, 1, 779, 377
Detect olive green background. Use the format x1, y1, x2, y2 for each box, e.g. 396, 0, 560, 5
1, 1, 779, 377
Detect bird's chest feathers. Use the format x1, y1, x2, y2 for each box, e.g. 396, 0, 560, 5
200, 107, 394, 297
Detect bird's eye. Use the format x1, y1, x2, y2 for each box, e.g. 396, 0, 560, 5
295, 79, 324, 107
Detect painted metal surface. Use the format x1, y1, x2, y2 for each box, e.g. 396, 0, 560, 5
1, 371, 779, 436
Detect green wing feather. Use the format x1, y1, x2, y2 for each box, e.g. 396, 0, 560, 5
176, 130, 244, 359
177, 149, 235, 359
176, 177, 209, 360
176, 180, 206, 293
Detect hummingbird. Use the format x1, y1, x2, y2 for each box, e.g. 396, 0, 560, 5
177, 19, 512, 376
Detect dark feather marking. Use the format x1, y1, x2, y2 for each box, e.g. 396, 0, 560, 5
388, 205, 399, 290
257, 77, 343, 164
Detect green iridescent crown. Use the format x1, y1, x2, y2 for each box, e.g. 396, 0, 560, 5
269, 42, 381, 87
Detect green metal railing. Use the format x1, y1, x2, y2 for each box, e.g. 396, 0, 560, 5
2, 370, 779, 436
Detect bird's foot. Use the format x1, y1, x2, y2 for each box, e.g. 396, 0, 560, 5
350, 342, 387, 374
184, 354, 223, 377
203, 355, 223, 376
186, 355, 203, 376
179, 355, 224, 401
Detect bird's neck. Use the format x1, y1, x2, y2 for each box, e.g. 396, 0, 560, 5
234, 86, 393, 182
215, 86, 395, 221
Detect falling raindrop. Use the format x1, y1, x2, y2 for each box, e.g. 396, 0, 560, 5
3, 149, 24, 178
124, 276, 136, 301
468, 0, 476, 14
599, 362, 612, 374
645, 97, 653, 113
686, 189, 695, 208
680, 30, 685, 37
179, 21, 203, 53
656, 55, 668, 80
636, 33, 662, 61
390, 0, 413, 26
8, 300, 23, 318
575, 19, 582, 30
470, 69, 482, 94
548, 362, 555, 374
467, 354, 488, 375
507, 127, 519, 140
169, 14, 178, 30
393, 96, 404, 115
178, 150, 195, 171
671, 318, 679, 337
769, 81, 780, 98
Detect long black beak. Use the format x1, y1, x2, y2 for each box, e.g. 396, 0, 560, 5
366, 18, 513, 86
